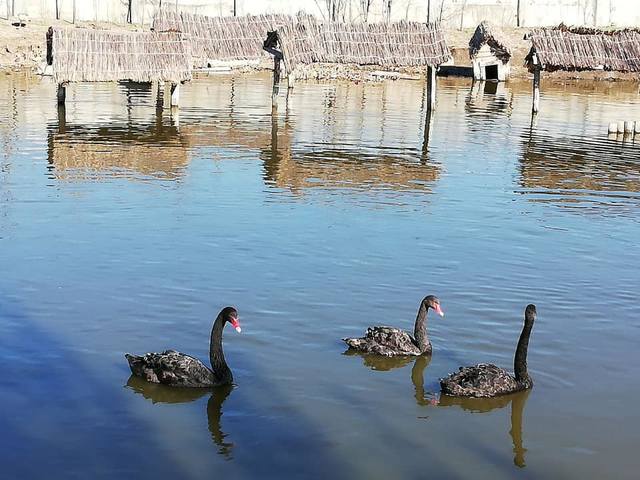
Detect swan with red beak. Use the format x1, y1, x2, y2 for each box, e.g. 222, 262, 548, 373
344, 295, 443, 356
126, 306, 241, 387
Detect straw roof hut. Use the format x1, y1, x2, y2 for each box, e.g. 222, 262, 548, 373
273, 19, 451, 76
47, 27, 192, 84
468, 21, 511, 81
525, 24, 640, 72
153, 10, 294, 67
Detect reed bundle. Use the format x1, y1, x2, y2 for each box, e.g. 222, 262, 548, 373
153, 10, 294, 66
527, 25, 640, 72
277, 19, 451, 75
50, 27, 192, 84
469, 21, 511, 62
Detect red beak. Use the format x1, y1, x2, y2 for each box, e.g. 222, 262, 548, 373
434, 304, 444, 317
230, 317, 242, 333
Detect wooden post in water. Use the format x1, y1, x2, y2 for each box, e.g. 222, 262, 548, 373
272, 56, 281, 110
155, 81, 164, 109
57, 104, 66, 134
170, 82, 180, 107
531, 52, 541, 114
426, 65, 436, 111
57, 83, 66, 105
422, 110, 434, 159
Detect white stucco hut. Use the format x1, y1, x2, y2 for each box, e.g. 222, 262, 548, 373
469, 21, 512, 81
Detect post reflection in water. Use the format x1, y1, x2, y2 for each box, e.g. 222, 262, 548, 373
261, 88, 441, 195
126, 376, 235, 460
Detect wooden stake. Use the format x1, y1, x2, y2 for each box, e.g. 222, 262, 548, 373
170, 82, 180, 107
57, 83, 66, 105
532, 53, 540, 114
426, 65, 436, 111
422, 110, 434, 158
155, 81, 164, 109
272, 56, 281, 110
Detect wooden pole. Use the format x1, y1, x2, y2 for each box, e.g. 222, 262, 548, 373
272, 56, 281, 110
57, 83, 66, 105
170, 82, 180, 107
426, 65, 436, 111
57, 104, 66, 134
532, 53, 540, 114
422, 110, 434, 158
72, 0, 76, 24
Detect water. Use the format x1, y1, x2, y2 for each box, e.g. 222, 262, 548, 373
1, 71, 639, 479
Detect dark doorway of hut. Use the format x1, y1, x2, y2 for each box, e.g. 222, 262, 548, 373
484, 64, 499, 81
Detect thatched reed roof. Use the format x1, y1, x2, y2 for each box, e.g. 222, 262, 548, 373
469, 21, 511, 62
275, 19, 451, 75
48, 27, 192, 84
526, 24, 640, 72
153, 10, 293, 67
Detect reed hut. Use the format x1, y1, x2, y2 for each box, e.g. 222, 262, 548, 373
264, 19, 451, 111
153, 10, 293, 68
469, 21, 511, 81
47, 27, 192, 107
525, 25, 640, 112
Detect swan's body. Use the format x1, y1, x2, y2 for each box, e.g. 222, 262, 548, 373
440, 304, 536, 398
125, 306, 241, 388
343, 296, 443, 357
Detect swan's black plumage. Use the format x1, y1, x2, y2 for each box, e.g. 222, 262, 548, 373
440, 304, 536, 398
343, 296, 443, 356
125, 306, 240, 387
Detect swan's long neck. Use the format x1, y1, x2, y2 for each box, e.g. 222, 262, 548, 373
514, 315, 534, 384
210, 313, 232, 383
413, 302, 430, 353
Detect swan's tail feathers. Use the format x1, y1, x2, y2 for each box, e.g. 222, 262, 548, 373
125, 353, 146, 376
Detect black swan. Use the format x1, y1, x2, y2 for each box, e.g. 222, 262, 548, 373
343, 295, 443, 356
440, 304, 536, 398
125, 306, 241, 387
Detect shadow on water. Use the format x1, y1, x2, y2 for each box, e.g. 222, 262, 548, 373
0, 297, 186, 478
126, 376, 235, 460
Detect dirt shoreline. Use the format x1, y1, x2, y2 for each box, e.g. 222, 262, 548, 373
1, 18, 637, 82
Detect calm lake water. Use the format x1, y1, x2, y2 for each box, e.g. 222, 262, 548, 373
1, 71, 639, 479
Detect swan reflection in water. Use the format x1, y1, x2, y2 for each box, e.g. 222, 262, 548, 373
126, 375, 234, 459
437, 390, 531, 468
346, 351, 529, 467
